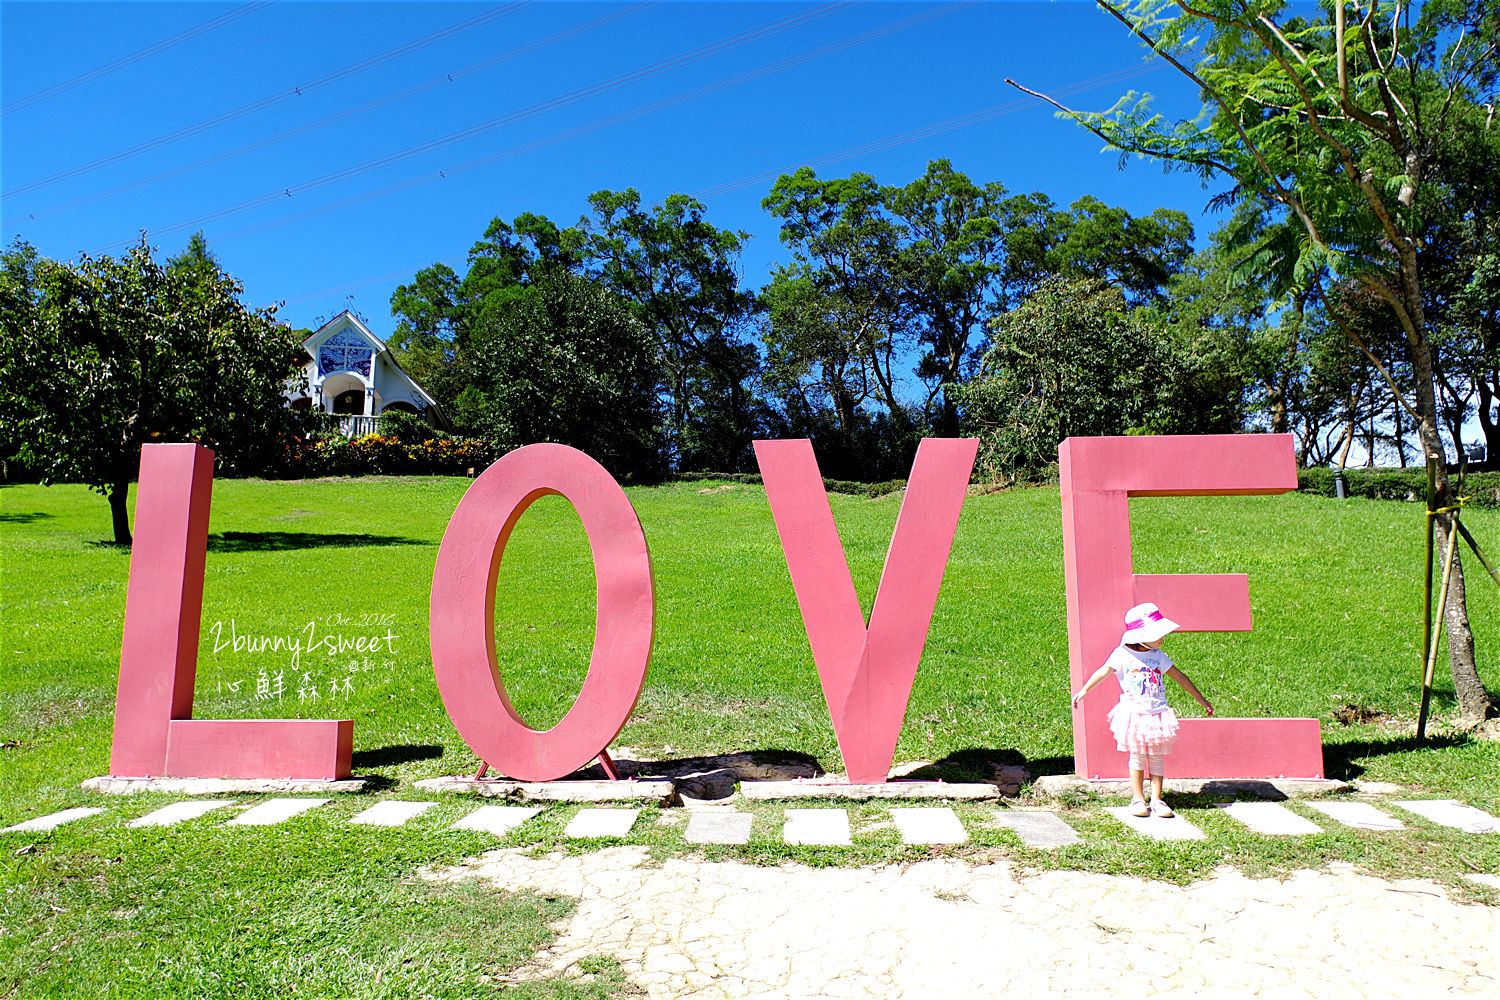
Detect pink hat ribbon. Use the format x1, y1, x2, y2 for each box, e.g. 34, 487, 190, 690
1125, 610, 1165, 631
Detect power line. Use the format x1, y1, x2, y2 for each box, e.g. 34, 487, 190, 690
277, 62, 1163, 310
4, 2, 661, 228
87, 1, 870, 253
209, 1, 975, 252
282, 255, 470, 309
3, 2, 535, 199
688, 62, 1166, 200
2, 1, 274, 116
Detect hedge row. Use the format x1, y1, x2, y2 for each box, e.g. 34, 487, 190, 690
1297, 467, 1500, 509
268, 434, 501, 479
672, 471, 907, 498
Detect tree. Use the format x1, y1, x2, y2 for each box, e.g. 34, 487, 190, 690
582, 189, 762, 472
886, 160, 1012, 434
451, 267, 664, 481
0, 236, 306, 544
954, 277, 1190, 477
761, 162, 1196, 468
1009, 0, 1497, 721
390, 193, 765, 474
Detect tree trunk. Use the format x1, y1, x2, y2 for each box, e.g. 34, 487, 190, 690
1478, 375, 1500, 463
1393, 395, 1406, 468
1433, 531, 1491, 724
1403, 264, 1493, 722
109, 480, 132, 546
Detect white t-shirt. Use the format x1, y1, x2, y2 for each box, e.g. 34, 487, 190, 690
1106, 644, 1173, 715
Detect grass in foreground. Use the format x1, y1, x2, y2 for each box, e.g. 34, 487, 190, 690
2, 475, 1499, 994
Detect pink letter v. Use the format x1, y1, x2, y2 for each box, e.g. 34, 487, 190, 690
754, 438, 977, 783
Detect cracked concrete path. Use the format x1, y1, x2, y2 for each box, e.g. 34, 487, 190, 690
429, 847, 1499, 999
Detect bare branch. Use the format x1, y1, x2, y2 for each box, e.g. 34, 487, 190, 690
1329, 307, 1424, 423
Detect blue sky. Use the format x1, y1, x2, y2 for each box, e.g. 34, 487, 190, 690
2, 1, 1228, 334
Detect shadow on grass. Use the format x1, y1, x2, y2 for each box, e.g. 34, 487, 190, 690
351, 744, 445, 769
206, 531, 429, 552
572, 748, 825, 799
1322, 731, 1472, 781
903, 748, 1076, 784
0, 511, 53, 524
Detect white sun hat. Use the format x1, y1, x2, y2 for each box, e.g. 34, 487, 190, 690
1121, 602, 1179, 644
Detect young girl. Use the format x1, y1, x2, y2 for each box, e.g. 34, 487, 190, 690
1071, 602, 1214, 818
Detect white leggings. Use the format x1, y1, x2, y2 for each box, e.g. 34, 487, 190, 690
1128, 751, 1165, 777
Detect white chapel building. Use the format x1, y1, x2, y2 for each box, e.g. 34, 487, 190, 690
288, 311, 448, 434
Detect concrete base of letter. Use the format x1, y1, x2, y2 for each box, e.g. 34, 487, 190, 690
1032, 775, 1347, 799
740, 780, 999, 801
83, 776, 370, 795
414, 776, 675, 804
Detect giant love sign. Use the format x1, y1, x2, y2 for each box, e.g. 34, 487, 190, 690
108, 433, 1323, 785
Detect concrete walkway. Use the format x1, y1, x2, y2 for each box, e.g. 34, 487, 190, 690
438, 847, 1500, 1000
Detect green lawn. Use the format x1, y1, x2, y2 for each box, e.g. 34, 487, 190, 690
3, 474, 1498, 996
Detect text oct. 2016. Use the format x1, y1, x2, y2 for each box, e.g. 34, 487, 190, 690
106, 434, 1324, 784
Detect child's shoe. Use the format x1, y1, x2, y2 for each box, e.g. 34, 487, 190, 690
1150, 798, 1175, 819
1129, 798, 1150, 817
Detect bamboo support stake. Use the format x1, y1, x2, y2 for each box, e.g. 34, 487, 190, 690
1421, 455, 1437, 734
1419, 512, 1459, 739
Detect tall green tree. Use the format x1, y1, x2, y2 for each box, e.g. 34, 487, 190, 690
762, 169, 909, 448
761, 162, 1195, 463
1009, 0, 1497, 721
955, 277, 1192, 477
0, 235, 306, 544
886, 160, 1011, 434
453, 267, 663, 480
582, 190, 761, 471
391, 193, 765, 474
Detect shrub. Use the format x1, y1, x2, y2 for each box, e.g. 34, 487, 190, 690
1297, 467, 1500, 509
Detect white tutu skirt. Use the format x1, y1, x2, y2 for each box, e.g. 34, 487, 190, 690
1107, 702, 1179, 753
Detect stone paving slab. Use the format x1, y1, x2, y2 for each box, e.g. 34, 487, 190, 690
1466, 873, 1500, 889
350, 800, 439, 827
82, 776, 368, 795
1306, 800, 1405, 831
741, 780, 998, 801
1104, 806, 1208, 840
127, 800, 235, 828
683, 810, 753, 845
2, 807, 104, 834
226, 797, 330, 827
1394, 799, 1499, 834
452, 806, 542, 837
1215, 801, 1323, 836
782, 808, 852, 846
891, 807, 968, 845
990, 809, 1080, 848
565, 808, 641, 839
414, 777, 675, 803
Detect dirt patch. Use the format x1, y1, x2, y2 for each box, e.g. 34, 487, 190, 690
1332, 702, 1393, 726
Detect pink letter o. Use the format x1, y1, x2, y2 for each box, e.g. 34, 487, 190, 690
430, 443, 653, 780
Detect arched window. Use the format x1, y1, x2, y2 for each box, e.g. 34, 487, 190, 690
318, 329, 373, 377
